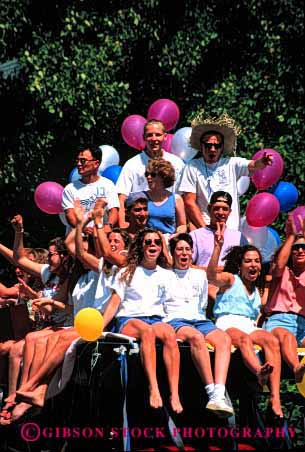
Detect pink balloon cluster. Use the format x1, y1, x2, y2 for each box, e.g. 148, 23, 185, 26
120, 99, 180, 150
251, 149, 284, 190
34, 181, 64, 214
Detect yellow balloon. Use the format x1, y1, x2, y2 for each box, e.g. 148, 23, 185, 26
296, 355, 305, 398
74, 308, 104, 341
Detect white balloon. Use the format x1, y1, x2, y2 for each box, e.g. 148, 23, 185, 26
240, 216, 268, 249
237, 176, 250, 196
171, 127, 198, 162
98, 145, 120, 174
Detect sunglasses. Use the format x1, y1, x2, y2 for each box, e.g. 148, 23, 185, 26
133, 207, 148, 212
145, 171, 157, 178
201, 142, 223, 150
75, 158, 97, 165
48, 252, 59, 258
144, 238, 162, 246
292, 243, 305, 251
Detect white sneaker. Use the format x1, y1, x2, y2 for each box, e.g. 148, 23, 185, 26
206, 396, 234, 418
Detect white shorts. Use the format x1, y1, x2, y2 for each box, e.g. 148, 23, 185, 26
215, 314, 258, 335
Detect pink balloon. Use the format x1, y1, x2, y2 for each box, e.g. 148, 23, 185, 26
34, 182, 64, 214
291, 205, 305, 233
147, 99, 180, 132
251, 149, 284, 190
246, 192, 280, 227
121, 115, 146, 150
163, 133, 173, 153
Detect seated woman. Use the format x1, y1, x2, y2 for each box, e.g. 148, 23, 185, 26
263, 214, 305, 383
0, 215, 75, 424
103, 228, 183, 413
5, 201, 130, 422
142, 158, 187, 236
207, 223, 283, 419
164, 233, 233, 417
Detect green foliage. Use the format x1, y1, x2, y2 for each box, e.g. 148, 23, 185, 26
0, 0, 304, 245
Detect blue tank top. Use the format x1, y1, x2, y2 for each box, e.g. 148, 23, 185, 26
214, 275, 261, 320
146, 192, 176, 234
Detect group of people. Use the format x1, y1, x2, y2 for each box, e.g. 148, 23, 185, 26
0, 114, 304, 428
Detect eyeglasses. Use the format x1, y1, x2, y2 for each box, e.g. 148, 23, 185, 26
201, 142, 223, 150
144, 171, 157, 178
48, 252, 59, 258
133, 207, 148, 212
292, 243, 305, 252
75, 158, 97, 165
144, 239, 162, 246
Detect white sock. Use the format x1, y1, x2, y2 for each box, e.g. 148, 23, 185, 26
205, 383, 215, 399
213, 383, 225, 399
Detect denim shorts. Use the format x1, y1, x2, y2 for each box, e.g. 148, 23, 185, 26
167, 318, 217, 336
115, 315, 163, 333
263, 312, 305, 347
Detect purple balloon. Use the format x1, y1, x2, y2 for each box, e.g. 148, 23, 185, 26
251, 149, 284, 190
147, 99, 180, 132
121, 115, 146, 150
246, 192, 280, 227
34, 182, 64, 214
291, 205, 305, 233
163, 133, 173, 153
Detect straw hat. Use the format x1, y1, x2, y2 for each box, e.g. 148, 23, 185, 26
190, 112, 242, 155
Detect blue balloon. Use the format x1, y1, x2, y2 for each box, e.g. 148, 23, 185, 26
271, 181, 298, 212
267, 226, 281, 247
102, 165, 122, 184
69, 167, 81, 183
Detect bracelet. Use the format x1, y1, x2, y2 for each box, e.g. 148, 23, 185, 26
95, 223, 103, 229
16, 229, 24, 234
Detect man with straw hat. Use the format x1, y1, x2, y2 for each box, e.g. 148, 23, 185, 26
179, 113, 272, 230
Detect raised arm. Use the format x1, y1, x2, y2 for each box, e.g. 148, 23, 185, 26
272, 213, 302, 277
206, 222, 234, 289
74, 200, 100, 272
12, 215, 43, 278
248, 151, 273, 175
92, 199, 127, 267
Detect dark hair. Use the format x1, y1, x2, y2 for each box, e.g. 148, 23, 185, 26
120, 228, 166, 285
169, 233, 193, 258
77, 143, 102, 162
146, 158, 175, 188
200, 131, 224, 144
223, 245, 265, 292
209, 190, 232, 208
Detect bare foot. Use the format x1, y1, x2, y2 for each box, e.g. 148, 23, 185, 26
294, 362, 305, 383
256, 362, 274, 386
270, 400, 284, 418
149, 389, 163, 409
170, 394, 183, 414
11, 402, 32, 422
16, 385, 47, 408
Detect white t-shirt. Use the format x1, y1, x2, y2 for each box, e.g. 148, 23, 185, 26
72, 259, 117, 317
115, 150, 184, 195
178, 156, 249, 230
62, 176, 120, 226
72, 270, 100, 317
110, 265, 172, 318
95, 258, 118, 313
163, 267, 208, 322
